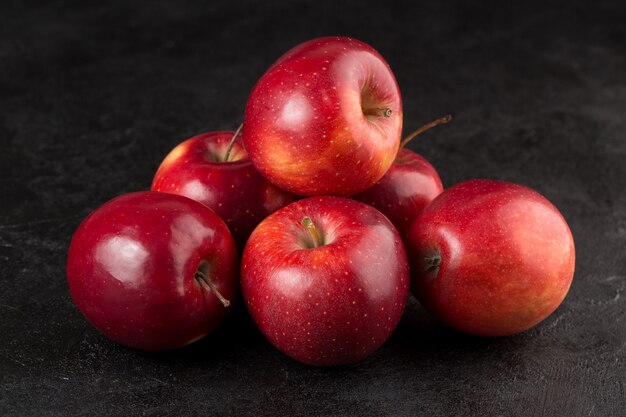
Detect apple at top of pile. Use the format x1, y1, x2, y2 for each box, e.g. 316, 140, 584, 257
243, 36, 402, 197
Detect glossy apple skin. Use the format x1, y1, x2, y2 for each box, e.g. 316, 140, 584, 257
241, 196, 410, 366
353, 148, 443, 235
406, 179, 576, 336
151, 131, 296, 248
66, 191, 238, 350
243, 36, 403, 196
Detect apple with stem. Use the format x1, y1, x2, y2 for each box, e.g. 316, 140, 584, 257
243, 36, 403, 196
151, 128, 296, 248
405, 179, 576, 336
66, 191, 238, 350
353, 115, 450, 235
241, 196, 410, 366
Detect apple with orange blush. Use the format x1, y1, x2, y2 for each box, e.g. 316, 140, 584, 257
243, 36, 403, 196
405, 179, 576, 336
241, 197, 410, 365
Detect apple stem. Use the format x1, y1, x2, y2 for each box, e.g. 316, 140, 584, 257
223, 123, 243, 162
363, 107, 392, 118
301, 216, 322, 248
195, 271, 231, 307
400, 114, 452, 149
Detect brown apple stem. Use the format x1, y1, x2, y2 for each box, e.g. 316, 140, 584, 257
363, 107, 392, 118
301, 216, 322, 247
224, 123, 243, 162
400, 114, 452, 148
195, 271, 231, 307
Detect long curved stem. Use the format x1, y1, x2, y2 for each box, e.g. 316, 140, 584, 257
400, 114, 452, 149
224, 123, 243, 162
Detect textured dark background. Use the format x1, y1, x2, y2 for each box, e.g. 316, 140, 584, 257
1, 0, 625, 416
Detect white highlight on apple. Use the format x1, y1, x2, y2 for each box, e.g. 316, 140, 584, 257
96, 235, 149, 288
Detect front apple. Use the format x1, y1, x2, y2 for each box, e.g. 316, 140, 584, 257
66, 191, 238, 350
406, 179, 576, 336
243, 36, 402, 196
151, 131, 296, 248
241, 196, 410, 366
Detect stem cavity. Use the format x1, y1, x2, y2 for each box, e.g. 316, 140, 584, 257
424, 254, 441, 273
195, 270, 231, 307
301, 216, 322, 248
224, 123, 243, 162
400, 114, 452, 149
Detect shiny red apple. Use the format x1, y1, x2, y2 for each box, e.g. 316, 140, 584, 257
241, 196, 410, 366
66, 191, 238, 350
243, 36, 403, 196
151, 130, 296, 248
353, 115, 450, 235
405, 179, 576, 336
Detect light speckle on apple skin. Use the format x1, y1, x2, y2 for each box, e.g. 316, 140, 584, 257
151, 131, 297, 249
241, 196, 410, 366
406, 179, 576, 337
242, 36, 402, 197
353, 148, 444, 236
66, 191, 239, 351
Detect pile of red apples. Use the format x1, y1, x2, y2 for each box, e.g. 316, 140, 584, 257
67, 37, 575, 366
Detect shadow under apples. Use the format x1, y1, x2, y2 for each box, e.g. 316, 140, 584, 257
134, 295, 264, 362
388, 295, 535, 358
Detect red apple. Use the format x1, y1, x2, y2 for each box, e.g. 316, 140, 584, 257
151, 130, 296, 248
353, 115, 450, 235
241, 196, 410, 366
66, 191, 238, 350
242, 36, 402, 196
405, 179, 576, 336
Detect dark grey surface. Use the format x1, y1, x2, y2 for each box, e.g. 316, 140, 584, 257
1, 1, 625, 416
